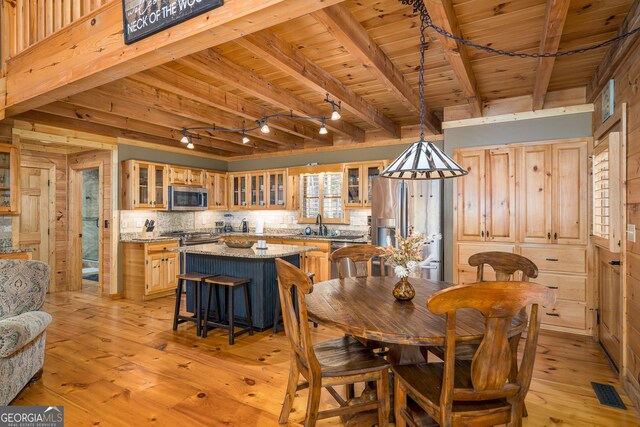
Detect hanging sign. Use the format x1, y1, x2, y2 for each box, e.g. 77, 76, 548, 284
122, 0, 223, 44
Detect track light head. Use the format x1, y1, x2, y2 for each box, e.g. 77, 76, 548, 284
180, 134, 189, 144
331, 109, 341, 121
319, 119, 328, 135
186, 140, 195, 149
260, 120, 270, 134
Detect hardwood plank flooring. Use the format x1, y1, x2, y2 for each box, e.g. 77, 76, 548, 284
12, 290, 640, 426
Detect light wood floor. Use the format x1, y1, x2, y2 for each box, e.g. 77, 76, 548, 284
13, 289, 640, 426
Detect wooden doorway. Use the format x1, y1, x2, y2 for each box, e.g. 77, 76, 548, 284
69, 161, 104, 292
17, 162, 56, 273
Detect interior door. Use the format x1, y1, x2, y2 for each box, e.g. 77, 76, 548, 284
598, 248, 622, 368
18, 165, 55, 268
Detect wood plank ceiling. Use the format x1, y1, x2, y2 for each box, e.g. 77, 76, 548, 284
15, 0, 636, 157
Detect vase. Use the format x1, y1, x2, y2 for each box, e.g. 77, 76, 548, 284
393, 277, 415, 301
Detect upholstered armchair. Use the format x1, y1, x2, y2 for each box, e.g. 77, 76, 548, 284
0, 260, 52, 405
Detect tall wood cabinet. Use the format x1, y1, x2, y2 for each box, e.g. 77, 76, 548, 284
454, 139, 591, 335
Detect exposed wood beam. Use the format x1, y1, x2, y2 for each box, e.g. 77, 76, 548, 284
130, 67, 327, 143
532, 0, 571, 111
237, 29, 403, 138
313, 4, 440, 133
99, 78, 303, 148
423, 0, 482, 118
16, 111, 233, 157
62, 90, 264, 154
587, 0, 640, 102
4, 0, 344, 116
178, 50, 363, 142
35, 102, 256, 156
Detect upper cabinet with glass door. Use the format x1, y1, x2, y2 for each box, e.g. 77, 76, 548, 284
0, 144, 20, 214
267, 170, 287, 209
121, 160, 168, 210
343, 161, 383, 208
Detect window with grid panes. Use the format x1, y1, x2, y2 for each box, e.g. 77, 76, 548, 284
300, 172, 345, 223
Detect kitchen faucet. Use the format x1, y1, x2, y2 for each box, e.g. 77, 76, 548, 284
316, 214, 327, 236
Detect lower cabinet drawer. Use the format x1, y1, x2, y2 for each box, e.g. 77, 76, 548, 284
535, 273, 586, 302
519, 245, 587, 274
541, 300, 587, 330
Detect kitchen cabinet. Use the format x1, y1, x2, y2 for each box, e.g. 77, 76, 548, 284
206, 172, 228, 210
169, 167, 205, 186
344, 161, 383, 208
123, 240, 179, 301
267, 170, 287, 209
454, 147, 515, 242
230, 173, 248, 208
281, 239, 331, 282
249, 172, 267, 208
0, 143, 19, 214
518, 141, 587, 245
121, 160, 168, 210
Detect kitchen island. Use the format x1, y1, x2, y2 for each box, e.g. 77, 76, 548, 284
172, 243, 317, 330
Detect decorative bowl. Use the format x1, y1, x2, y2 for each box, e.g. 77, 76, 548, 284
224, 239, 255, 249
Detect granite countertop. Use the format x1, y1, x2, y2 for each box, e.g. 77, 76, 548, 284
220, 232, 370, 244
0, 247, 34, 254
120, 236, 180, 243
171, 243, 319, 259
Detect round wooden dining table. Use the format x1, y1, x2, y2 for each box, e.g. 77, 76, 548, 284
305, 275, 526, 364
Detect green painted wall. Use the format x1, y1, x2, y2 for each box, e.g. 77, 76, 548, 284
118, 144, 228, 171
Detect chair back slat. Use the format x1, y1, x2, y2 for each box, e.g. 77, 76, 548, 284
428, 282, 555, 399
329, 244, 386, 279
469, 252, 538, 282
275, 258, 319, 371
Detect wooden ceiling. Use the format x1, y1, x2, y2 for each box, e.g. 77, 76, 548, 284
14, 0, 636, 157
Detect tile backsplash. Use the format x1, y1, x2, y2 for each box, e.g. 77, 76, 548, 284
0, 216, 12, 247
120, 209, 370, 236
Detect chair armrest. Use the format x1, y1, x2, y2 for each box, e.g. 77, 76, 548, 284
0, 311, 52, 358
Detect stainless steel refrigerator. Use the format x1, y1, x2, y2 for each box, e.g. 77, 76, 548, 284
371, 177, 443, 281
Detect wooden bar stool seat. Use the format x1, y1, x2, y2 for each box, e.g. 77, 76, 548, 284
202, 275, 254, 345
273, 272, 315, 334
173, 273, 217, 337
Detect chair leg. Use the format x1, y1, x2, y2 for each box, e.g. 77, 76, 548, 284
304, 377, 322, 427
172, 278, 184, 331
243, 283, 254, 335
228, 286, 235, 345
394, 374, 407, 427
194, 281, 202, 337
345, 383, 355, 400
509, 333, 527, 417
279, 360, 299, 424
202, 283, 212, 339
377, 370, 390, 427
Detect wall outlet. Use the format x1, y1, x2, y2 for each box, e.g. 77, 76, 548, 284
628, 224, 636, 243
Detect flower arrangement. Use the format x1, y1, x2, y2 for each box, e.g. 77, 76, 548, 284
383, 230, 427, 278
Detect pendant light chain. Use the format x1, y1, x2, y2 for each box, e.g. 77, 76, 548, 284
402, 0, 640, 59
419, 17, 427, 142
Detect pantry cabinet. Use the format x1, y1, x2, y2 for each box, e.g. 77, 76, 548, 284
121, 160, 168, 210
454, 147, 515, 242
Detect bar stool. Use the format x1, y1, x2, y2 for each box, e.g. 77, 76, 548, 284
173, 272, 215, 336
202, 275, 254, 345
273, 272, 315, 334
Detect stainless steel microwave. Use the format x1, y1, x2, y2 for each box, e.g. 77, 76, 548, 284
168, 186, 208, 211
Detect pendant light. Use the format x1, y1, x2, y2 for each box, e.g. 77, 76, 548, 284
381, 20, 467, 180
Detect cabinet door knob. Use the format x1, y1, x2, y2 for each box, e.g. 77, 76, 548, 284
486, 230, 490, 238
546, 312, 560, 317
547, 232, 551, 239
481, 231, 484, 238
554, 232, 558, 240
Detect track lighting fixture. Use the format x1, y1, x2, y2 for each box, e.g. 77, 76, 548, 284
180, 133, 189, 144
186, 139, 195, 150
260, 120, 270, 134
325, 93, 342, 121
242, 131, 250, 144
319, 119, 328, 135
331, 109, 341, 121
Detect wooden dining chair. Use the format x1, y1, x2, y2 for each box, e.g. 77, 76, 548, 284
329, 244, 386, 280
394, 282, 555, 427
275, 258, 391, 427
469, 251, 539, 282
